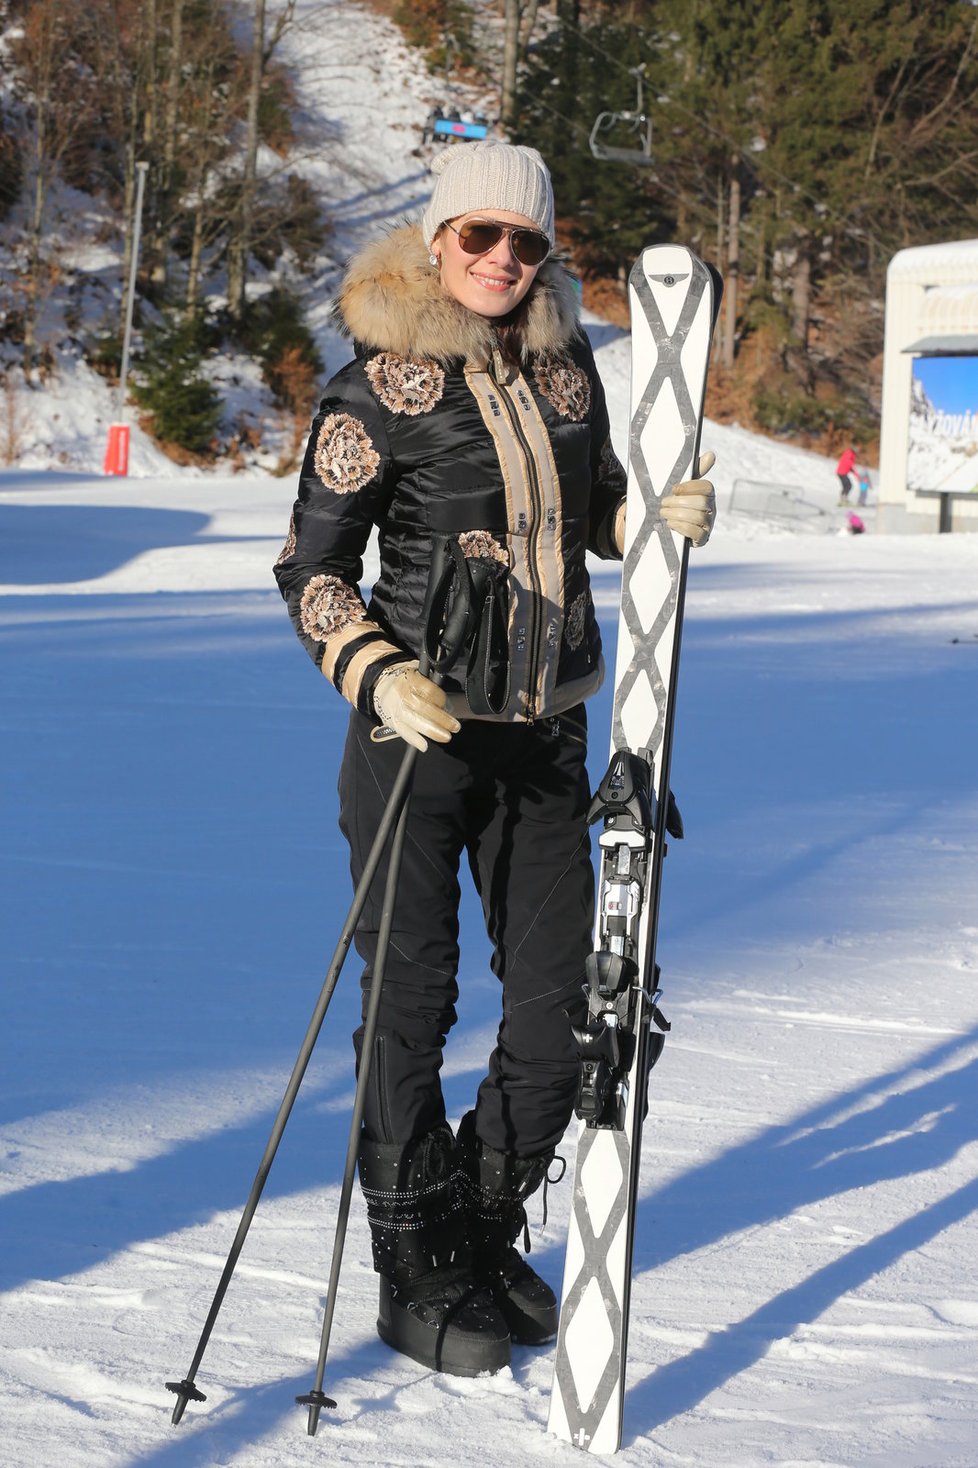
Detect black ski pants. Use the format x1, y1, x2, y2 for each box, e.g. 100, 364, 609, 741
338, 707, 594, 1156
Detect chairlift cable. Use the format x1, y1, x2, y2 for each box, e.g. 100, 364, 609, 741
528, 91, 699, 213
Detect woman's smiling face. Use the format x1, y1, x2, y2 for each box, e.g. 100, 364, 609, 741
432, 210, 544, 319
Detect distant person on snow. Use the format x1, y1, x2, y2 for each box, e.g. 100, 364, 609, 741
836, 445, 857, 503
857, 467, 871, 506
273, 141, 716, 1380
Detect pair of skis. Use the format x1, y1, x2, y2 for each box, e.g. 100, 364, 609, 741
548, 245, 721, 1454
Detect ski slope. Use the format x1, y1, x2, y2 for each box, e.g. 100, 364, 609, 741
2, 2, 978, 1466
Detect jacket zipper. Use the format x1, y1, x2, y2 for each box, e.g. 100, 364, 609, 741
492, 366, 545, 720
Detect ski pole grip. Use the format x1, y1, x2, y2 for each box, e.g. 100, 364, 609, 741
419, 536, 475, 684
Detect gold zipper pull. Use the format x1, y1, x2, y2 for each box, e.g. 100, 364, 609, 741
489, 329, 515, 385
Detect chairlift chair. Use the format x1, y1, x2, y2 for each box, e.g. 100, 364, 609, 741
425, 109, 490, 144
421, 30, 490, 146
589, 64, 655, 166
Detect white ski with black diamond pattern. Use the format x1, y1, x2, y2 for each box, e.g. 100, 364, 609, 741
548, 246, 720, 1455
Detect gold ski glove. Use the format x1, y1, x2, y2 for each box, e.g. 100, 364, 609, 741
372, 663, 461, 752
615, 451, 717, 550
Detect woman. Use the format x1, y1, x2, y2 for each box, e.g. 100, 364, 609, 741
274, 142, 715, 1378
836, 444, 857, 503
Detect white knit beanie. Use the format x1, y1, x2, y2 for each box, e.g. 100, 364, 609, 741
421, 141, 555, 250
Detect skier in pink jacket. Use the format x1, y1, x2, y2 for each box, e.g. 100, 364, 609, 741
836, 446, 857, 503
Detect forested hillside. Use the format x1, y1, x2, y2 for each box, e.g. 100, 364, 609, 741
0, 0, 329, 463
373, 0, 978, 452
479, 0, 978, 452
2, 0, 977, 464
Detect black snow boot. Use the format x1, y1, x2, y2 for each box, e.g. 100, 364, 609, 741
357, 1125, 511, 1377
454, 1111, 558, 1346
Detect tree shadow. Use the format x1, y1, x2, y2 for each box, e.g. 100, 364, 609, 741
326, 170, 431, 234
0, 1007, 489, 1297
0, 505, 213, 584
626, 1172, 978, 1440
619, 1025, 978, 1441
0, 1078, 344, 1295
0, 469, 104, 487
123, 1338, 386, 1468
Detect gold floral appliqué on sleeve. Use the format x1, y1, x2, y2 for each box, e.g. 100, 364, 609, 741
299, 574, 368, 643
275, 513, 297, 565
365, 353, 445, 416
314, 413, 381, 493
534, 356, 591, 421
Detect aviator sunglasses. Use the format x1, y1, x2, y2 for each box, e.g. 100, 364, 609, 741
444, 218, 551, 267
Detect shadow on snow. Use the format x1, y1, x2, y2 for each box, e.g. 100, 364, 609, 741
2, 563, 977, 1438
622, 1024, 978, 1441
0, 504, 215, 585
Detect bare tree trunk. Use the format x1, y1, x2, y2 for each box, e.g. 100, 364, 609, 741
23, 167, 46, 376
722, 158, 740, 369
228, 0, 266, 321
502, 0, 520, 130
186, 183, 206, 314
162, 0, 185, 191
120, 75, 143, 338
791, 248, 811, 353
754, 202, 767, 293
521, 0, 540, 47
141, 0, 168, 284
23, 15, 54, 378
142, 0, 160, 148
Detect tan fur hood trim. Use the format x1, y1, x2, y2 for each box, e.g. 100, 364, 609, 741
338, 224, 580, 365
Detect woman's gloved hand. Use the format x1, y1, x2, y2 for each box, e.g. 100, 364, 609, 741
614, 451, 717, 550
372, 663, 461, 752
660, 450, 716, 545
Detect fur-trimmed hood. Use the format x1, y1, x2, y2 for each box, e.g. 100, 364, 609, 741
338, 223, 580, 365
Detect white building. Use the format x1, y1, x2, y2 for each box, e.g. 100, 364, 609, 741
878, 240, 978, 533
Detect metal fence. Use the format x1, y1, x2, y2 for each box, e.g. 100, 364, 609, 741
728, 479, 834, 532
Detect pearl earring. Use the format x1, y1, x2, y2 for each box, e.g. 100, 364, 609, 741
429, 252, 439, 267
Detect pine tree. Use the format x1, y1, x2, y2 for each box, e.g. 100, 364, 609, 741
132, 313, 222, 453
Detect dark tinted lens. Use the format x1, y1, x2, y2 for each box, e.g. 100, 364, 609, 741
457, 221, 504, 254
456, 220, 550, 266
511, 230, 550, 266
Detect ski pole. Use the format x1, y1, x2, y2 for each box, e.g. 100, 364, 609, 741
297, 538, 480, 1432
296, 770, 415, 1434
166, 537, 475, 1425
165, 744, 417, 1425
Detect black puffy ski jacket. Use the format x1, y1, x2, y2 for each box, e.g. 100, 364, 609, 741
273, 224, 627, 723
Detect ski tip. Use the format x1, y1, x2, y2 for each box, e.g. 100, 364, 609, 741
165, 1377, 206, 1425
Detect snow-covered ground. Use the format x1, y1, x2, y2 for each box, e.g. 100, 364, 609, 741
3, 3, 978, 1466
3, 334, 978, 1467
